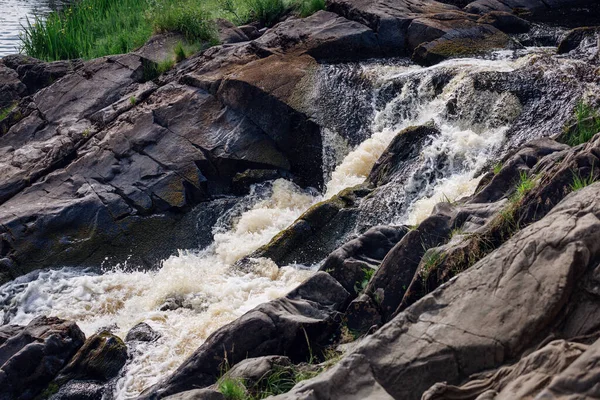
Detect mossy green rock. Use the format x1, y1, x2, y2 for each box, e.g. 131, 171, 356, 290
55, 331, 127, 384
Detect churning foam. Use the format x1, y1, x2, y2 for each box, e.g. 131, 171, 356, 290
0, 179, 316, 398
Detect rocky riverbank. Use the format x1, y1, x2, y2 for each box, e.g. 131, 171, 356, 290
1, 0, 600, 399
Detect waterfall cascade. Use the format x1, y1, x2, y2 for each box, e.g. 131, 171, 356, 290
1, 46, 597, 398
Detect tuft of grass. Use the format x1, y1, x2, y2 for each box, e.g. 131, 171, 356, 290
493, 162, 502, 175
219, 377, 248, 400
129, 96, 137, 106
0, 103, 17, 122
562, 101, 600, 146
174, 42, 187, 62
354, 267, 375, 294
147, 0, 217, 42
22, 0, 153, 61
571, 166, 596, 191
420, 249, 446, 285
513, 171, 535, 202
298, 0, 326, 17
247, 0, 288, 27
255, 367, 296, 398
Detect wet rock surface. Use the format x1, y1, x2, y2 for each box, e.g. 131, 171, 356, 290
0, 316, 86, 400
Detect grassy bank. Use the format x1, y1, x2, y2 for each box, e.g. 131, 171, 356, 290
21, 0, 326, 62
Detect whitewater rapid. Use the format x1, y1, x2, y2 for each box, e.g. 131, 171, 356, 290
0, 51, 542, 398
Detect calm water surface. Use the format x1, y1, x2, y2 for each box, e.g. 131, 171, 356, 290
0, 0, 69, 57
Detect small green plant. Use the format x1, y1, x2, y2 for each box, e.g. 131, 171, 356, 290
82, 128, 91, 138
247, 0, 288, 27
0, 103, 17, 122
441, 193, 457, 205
174, 42, 187, 62
157, 59, 176, 74
129, 96, 137, 106
562, 101, 600, 146
513, 171, 535, 202
450, 227, 465, 239
421, 250, 445, 284
148, 0, 217, 41
298, 0, 326, 17
493, 162, 502, 175
354, 267, 375, 294
570, 166, 596, 191
219, 377, 248, 400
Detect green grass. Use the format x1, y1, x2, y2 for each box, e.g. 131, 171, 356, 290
571, 166, 596, 191
562, 101, 600, 146
219, 377, 248, 400
493, 162, 502, 175
0, 103, 17, 123
298, 0, 325, 17
21, 0, 327, 62
22, 0, 154, 61
354, 267, 375, 294
513, 171, 534, 202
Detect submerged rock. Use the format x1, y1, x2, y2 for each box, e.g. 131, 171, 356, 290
126, 322, 161, 343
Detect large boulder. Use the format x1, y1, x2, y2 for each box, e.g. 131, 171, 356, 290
140, 272, 349, 398
271, 182, 600, 400
254, 11, 381, 61
0, 316, 86, 400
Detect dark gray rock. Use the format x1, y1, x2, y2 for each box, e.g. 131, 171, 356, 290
255, 11, 381, 61
412, 23, 511, 66
224, 355, 292, 384
558, 26, 600, 54
477, 11, 530, 34
368, 125, 439, 187
126, 322, 161, 343
364, 208, 453, 321
0, 62, 26, 109
465, 0, 600, 26
320, 225, 409, 296
0, 316, 86, 400
535, 338, 600, 399
216, 19, 249, 44
422, 339, 588, 399
0, 324, 23, 346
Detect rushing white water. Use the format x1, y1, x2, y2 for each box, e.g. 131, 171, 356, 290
0, 50, 553, 398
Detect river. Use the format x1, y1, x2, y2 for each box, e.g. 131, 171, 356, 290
0, 0, 69, 57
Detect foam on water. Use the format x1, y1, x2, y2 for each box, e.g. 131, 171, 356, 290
0, 179, 318, 397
